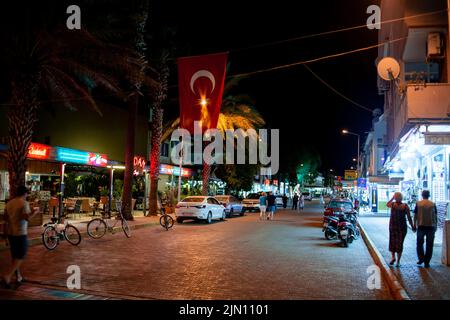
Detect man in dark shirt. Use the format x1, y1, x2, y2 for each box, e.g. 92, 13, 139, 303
413, 190, 438, 268
267, 192, 277, 220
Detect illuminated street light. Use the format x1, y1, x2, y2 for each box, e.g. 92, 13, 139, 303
342, 129, 360, 176
200, 99, 208, 107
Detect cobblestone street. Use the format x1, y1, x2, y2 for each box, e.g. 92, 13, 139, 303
0, 202, 392, 300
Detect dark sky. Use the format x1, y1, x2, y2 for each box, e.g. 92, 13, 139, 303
154, 0, 383, 176
0, 0, 383, 177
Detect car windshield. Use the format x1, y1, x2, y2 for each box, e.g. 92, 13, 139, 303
328, 201, 353, 211
215, 196, 228, 202
246, 193, 260, 199
181, 197, 204, 203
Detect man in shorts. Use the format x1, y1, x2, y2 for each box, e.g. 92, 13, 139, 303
2, 186, 39, 288
267, 191, 277, 220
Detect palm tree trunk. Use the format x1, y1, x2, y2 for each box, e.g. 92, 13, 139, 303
202, 162, 211, 196
121, 92, 138, 220
149, 99, 164, 215
149, 56, 169, 214
121, 0, 149, 220
7, 82, 38, 199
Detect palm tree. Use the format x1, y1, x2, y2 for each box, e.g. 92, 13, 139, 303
204, 94, 265, 195
120, 0, 149, 221
148, 52, 170, 215
161, 81, 265, 196
0, 10, 149, 199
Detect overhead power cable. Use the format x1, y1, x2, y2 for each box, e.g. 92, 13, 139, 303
228, 36, 407, 78
303, 64, 373, 113
230, 9, 447, 53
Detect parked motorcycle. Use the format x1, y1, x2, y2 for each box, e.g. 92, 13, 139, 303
323, 215, 339, 240
337, 212, 360, 247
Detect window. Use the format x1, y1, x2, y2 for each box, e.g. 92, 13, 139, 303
161, 143, 169, 157
405, 62, 441, 83
208, 198, 219, 205
182, 197, 203, 203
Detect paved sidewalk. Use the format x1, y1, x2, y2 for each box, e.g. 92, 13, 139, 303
0, 214, 163, 252
359, 216, 450, 300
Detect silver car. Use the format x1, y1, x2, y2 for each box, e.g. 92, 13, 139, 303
214, 195, 245, 218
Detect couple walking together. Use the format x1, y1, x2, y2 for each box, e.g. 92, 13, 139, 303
388, 190, 438, 268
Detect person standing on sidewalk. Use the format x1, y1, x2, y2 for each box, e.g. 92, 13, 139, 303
413, 190, 438, 268
259, 192, 267, 220
282, 194, 288, 209
387, 192, 415, 267
1, 186, 39, 289
299, 194, 304, 211
292, 193, 299, 210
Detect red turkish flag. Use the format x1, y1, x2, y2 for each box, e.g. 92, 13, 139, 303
177, 52, 228, 133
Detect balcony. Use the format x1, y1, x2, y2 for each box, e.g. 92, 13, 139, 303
406, 83, 450, 122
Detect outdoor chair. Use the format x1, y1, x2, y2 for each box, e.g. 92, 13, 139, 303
66, 199, 82, 219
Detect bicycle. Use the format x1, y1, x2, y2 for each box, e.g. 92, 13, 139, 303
159, 207, 174, 231
87, 200, 131, 239
42, 217, 82, 250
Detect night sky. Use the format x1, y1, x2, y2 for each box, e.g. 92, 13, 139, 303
154, 0, 384, 175
0, 0, 384, 176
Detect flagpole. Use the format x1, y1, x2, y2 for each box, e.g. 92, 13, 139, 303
177, 139, 183, 203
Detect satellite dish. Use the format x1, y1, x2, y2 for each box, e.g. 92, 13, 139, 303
377, 57, 400, 81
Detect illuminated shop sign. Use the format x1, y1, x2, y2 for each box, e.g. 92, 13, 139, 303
56, 147, 108, 167
133, 156, 146, 175
88, 153, 108, 167
56, 147, 90, 164
28, 143, 51, 160
160, 164, 192, 177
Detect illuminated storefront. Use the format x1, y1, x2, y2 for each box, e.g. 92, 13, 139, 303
385, 125, 450, 205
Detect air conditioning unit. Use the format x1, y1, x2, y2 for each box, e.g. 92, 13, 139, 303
427, 32, 444, 58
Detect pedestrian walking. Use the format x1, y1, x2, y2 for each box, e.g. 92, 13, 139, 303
282, 194, 288, 209
267, 191, 276, 220
292, 193, 299, 210
1, 186, 39, 289
414, 190, 438, 268
259, 192, 267, 220
299, 194, 304, 211
387, 192, 415, 267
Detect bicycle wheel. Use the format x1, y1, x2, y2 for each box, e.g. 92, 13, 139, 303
121, 218, 131, 238
42, 225, 59, 250
87, 218, 107, 239
160, 215, 174, 230
64, 224, 81, 246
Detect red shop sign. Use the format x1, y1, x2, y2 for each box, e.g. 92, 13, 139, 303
133, 156, 146, 175
28, 143, 51, 160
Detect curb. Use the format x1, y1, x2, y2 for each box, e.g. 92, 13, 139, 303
358, 221, 411, 300
0, 220, 160, 252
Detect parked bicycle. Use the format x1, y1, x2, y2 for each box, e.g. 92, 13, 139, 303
159, 207, 174, 231
42, 217, 81, 250
87, 200, 131, 239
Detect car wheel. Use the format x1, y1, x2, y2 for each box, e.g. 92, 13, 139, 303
220, 211, 226, 221
176, 218, 183, 224
205, 212, 212, 224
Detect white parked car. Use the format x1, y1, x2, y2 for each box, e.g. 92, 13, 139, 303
175, 196, 226, 224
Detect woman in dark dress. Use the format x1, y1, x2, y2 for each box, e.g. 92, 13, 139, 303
387, 192, 415, 267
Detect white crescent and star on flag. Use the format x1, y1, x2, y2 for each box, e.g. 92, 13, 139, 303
190, 69, 216, 95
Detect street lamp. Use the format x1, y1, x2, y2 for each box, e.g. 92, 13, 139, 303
342, 129, 361, 176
